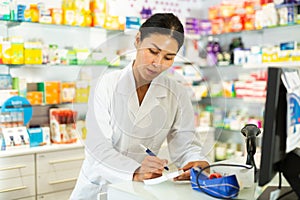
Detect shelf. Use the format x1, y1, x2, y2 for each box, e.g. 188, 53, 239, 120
274, 2, 300, 9
0, 102, 87, 109
243, 62, 300, 69
0, 64, 125, 70
0, 19, 121, 33
185, 23, 300, 39
32, 102, 87, 107
198, 62, 300, 70
0, 142, 84, 158
194, 97, 265, 104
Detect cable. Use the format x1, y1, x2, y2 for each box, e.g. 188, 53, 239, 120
249, 152, 258, 182
278, 171, 282, 189
195, 163, 254, 199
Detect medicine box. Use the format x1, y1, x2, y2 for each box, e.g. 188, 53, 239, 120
2, 126, 29, 148
26, 91, 43, 105
61, 82, 76, 103
75, 80, 90, 103
37, 81, 61, 104
0, 90, 18, 106
0, 74, 12, 89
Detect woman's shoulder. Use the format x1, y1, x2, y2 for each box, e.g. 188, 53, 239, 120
97, 68, 125, 85
159, 74, 187, 92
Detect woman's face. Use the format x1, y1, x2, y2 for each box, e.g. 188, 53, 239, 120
134, 33, 179, 83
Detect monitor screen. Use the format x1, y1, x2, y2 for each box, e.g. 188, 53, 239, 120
258, 67, 300, 197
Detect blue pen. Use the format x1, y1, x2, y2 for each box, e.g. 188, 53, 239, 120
140, 144, 169, 171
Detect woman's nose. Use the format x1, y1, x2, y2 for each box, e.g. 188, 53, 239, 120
153, 54, 163, 67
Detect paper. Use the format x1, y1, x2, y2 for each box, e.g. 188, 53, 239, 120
143, 170, 184, 185
282, 70, 300, 153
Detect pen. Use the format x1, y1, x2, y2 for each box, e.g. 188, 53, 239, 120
140, 144, 169, 171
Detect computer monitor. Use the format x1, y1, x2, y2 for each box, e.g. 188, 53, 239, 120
258, 67, 300, 198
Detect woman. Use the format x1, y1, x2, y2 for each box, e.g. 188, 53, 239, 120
71, 13, 209, 199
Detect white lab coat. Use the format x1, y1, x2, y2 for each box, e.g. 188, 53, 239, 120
70, 62, 207, 199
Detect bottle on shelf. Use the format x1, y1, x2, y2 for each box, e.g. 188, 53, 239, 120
229, 37, 244, 65
206, 36, 217, 66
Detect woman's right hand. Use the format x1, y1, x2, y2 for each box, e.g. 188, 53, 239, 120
133, 156, 168, 181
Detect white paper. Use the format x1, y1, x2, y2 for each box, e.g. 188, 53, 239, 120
143, 170, 184, 185
282, 70, 300, 153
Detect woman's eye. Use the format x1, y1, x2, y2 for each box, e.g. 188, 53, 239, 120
149, 49, 159, 55
164, 57, 174, 61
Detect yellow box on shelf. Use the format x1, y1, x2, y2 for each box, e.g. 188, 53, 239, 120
292, 49, 300, 61
11, 43, 24, 65
75, 80, 89, 103
24, 42, 43, 65
0, 36, 3, 64
2, 40, 11, 64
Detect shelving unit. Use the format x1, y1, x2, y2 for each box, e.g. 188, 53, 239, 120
186, 18, 300, 161
0, 15, 121, 199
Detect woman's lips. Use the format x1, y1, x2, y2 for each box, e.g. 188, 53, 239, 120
147, 68, 158, 75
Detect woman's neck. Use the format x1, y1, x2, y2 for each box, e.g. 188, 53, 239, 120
136, 84, 150, 106
132, 60, 151, 105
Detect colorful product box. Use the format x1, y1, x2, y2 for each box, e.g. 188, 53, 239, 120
126, 16, 141, 30
61, 82, 76, 103
0, 90, 18, 106
27, 127, 50, 147
24, 42, 43, 65
0, 74, 12, 90
75, 80, 90, 103
0, 36, 3, 64
0, 1, 10, 20
1, 126, 29, 148
37, 81, 61, 104
12, 77, 27, 98
2, 41, 11, 64
11, 42, 24, 65
211, 18, 224, 34
49, 108, 77, 144
199, 19, 212, 35
26, 91, 43, 105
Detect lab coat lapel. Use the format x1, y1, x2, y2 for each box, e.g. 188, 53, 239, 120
115, 62, 139, 119
134, 75, 167, 124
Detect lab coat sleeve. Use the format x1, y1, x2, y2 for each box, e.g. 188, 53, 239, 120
167, 86, 209, 168
84, 75, 140, 184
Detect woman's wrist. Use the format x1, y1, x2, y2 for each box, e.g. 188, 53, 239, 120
133, 167, 142, 181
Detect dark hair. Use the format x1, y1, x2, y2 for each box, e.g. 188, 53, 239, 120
139, 13, 184, 49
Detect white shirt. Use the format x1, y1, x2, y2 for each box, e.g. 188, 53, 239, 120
71, 62, 207, 199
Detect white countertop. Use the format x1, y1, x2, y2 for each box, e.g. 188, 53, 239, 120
0, 142, 84, 157
107, 180, 256, 200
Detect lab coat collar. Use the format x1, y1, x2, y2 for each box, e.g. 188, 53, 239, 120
115, 61, 169, 123
115, 61, 168, 98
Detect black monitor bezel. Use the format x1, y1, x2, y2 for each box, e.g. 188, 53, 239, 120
259, 67, 287, 186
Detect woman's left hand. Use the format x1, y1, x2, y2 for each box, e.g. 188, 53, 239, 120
174, 161, 209, 181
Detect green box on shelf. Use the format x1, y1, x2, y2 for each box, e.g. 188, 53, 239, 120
12, 77, 27, 98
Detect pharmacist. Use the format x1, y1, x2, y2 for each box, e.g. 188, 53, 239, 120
71, 13, 209, 199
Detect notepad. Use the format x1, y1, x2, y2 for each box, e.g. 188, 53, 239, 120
143, 170, 184, 185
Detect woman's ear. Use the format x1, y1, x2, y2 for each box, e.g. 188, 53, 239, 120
134, 32, 141, 48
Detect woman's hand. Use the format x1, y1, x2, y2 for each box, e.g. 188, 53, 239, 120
174, 161, 209, 181
133, 156, 168, 181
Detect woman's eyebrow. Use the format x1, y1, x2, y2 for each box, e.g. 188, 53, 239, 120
151, 43, 177, 56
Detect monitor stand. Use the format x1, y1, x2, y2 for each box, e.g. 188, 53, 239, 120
258, 148, 300, 200
280, 148, 300, 198
257, 186, 298, 200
